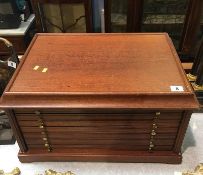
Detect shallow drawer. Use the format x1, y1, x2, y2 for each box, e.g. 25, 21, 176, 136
15, 112, 183, 121
24, 132, 177, 140
27, 144, 174, 151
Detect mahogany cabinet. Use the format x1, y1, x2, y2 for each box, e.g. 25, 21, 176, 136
31, 0, 93, 32
104, 0, 203, 62
0, 33, 198, 163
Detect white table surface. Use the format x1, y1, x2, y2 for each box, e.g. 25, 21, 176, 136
0, 14, 35, 36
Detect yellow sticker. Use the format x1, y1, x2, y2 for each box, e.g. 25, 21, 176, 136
42, 68, 48, 73
33, 65, 39, 70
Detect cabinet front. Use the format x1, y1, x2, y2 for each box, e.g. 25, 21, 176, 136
14, 110, 183, 153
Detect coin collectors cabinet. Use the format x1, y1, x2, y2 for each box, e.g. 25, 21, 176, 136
0, 33, 199, 163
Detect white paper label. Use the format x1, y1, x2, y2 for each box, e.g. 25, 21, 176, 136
170, 86, 184, 92
8, 61, 16, 69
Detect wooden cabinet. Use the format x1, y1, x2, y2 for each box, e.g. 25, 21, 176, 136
104, 0, 203, 62
31, 0, 93, 32
0, 33, 198, 163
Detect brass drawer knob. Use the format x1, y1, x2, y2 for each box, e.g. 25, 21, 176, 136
39, 125, 44, 129
45, 143, 50, 147
38, 121, 44, 125
152, 123, 158, 129
150, 135, 154, 140
156, 112, 160, 116
151, 130, 156, 136
43, 137, 48, 141
38, 119, 43, 123
149, 144, 154, 151
48, 148, 52, 152
45, 143, 52, 152
35, 111, 41, 115
149, 144, 154, 148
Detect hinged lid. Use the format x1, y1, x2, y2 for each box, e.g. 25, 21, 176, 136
0, 33, 199, 109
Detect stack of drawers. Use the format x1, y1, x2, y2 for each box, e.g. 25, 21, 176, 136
15, 110, 181, 152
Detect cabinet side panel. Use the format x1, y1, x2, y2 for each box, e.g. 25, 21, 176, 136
173, 110, 192, 153
5, 109, 28, 152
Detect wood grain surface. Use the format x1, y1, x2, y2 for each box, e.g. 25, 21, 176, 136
0, 33, 199, 109
8, 34, 193, 93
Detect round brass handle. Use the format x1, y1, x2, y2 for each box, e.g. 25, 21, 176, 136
35, 111, 41, 115
151, 131, 156, 136
48, 148, 52, 152
43, 137, 48, 141
156, 112, 160, 116
152, 123, 158, 129
39, 125, 44, 129
45, 143, 50, 147
149, 144, 154, 148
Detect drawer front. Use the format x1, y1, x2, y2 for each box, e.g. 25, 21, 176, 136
15, 111, 183, 152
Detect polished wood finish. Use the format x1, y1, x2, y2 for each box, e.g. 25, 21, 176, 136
5, 110, 27, 152
19, 149, 181, 163
0, 33, 199, 163
173, 111, 192, 153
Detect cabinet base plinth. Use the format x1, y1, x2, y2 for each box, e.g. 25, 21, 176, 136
18, 149, 182, 164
